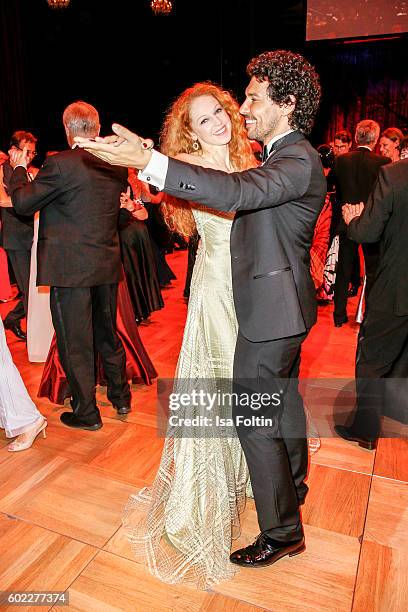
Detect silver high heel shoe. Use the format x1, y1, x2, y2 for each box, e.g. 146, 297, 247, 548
8, 418, 47, 452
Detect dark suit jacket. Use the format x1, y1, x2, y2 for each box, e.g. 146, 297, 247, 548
162, 130, 326, 342
333, 147, 390, 234
1, 161, 34, 251
9, 148, 127, 287
348, 160, 408, 317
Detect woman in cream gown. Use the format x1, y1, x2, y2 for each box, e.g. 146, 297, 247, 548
125, 205, 248, 588
124, 83, 320, 589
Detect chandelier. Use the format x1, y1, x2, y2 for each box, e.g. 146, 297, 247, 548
151, 0, 173, 15
47, 0, 71, 9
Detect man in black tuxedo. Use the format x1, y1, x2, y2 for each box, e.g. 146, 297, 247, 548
336, 160, 408, 448
333, 120, 390, 327
9, 101, 131, 430
332, 129, 360, 295
77, 51, 326, 567
1, 131, 38, 341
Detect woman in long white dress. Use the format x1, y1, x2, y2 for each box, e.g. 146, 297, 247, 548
25, 165, 54, 362
0, 162, 54, 362
26, 210, 54, 362
123, 83, 258, 589
0, 316, 47, 451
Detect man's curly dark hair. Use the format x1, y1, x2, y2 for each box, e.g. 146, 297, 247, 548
247, 50, 321, 135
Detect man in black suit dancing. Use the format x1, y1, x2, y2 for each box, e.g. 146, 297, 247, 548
77, 51, 326, 567
332, 120, 390, 327
9, 101, 131, 430
336, 159, 408, 448
1, 131, 38, 341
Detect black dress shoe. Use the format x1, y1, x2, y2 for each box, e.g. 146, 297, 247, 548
115, 405, 131, 416
60, 412, 103, 430
3, 321, 27, 341
334, 316, 348, 328
230, 533, 305, 567
334, 424, 377, 450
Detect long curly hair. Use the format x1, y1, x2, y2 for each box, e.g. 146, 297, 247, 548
247, 50, 321, 136
160, 82, 257, 237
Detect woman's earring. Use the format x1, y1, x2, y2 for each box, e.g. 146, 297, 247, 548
192, 140, 200, 151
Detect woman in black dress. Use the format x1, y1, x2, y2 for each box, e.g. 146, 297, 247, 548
119, 171, 164, 323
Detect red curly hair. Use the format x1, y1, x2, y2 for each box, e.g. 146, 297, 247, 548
160, 82, 257, 236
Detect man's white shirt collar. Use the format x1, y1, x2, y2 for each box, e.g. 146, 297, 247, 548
264, 129, 294, 158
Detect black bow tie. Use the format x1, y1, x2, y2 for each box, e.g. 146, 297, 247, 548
262, 145, 269, 162
263, 136, 286, 162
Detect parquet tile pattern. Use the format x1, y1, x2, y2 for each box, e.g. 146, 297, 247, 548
1, 250, 406, 611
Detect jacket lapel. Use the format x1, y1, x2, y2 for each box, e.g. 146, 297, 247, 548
262, 131, 304, 165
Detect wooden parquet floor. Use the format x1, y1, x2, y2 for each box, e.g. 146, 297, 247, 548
1, 250, 407, 612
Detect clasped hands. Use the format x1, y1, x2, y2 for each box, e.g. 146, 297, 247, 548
342, 201, 364, 225
75, 124, 154, 170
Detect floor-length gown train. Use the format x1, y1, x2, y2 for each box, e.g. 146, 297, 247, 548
124, 209, 249, 588
0, 317, 43, 438
38, 273, 157, 404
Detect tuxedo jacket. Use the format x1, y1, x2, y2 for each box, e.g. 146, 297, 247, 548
163, 130, 326, 342
1, 161, 34, 251
333, 147, 390, 234
348, 159, 408, 316
9, 149, 127, 287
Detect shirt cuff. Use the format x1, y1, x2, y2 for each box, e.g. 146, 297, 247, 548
138, 150, 168, 191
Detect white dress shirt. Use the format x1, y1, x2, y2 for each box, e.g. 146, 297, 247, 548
139, 150, 169, 191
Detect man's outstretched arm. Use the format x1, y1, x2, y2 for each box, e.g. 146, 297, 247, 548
76, 124, 314, 213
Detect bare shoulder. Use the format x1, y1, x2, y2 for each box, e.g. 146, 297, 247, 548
173, 152, 234, 173
175, 153, 205, 167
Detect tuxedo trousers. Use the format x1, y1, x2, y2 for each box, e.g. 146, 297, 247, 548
334, 235, 358, 323
50, 284, 131, 424
3, 249, 31, 326
351, 308, 408, 439
233, 330, 308, 542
